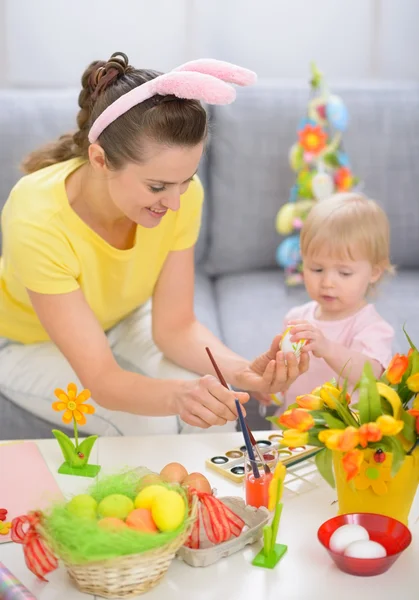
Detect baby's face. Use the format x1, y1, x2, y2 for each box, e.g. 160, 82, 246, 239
302, 251, 382, 319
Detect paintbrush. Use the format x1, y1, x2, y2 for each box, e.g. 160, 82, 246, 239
205, 347, 270, 475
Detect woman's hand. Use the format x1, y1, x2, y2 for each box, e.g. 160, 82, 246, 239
174, 375, 249, 429
289, 319, 332, 358
233, 333, 309, 394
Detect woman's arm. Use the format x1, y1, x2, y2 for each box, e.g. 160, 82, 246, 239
28, 289, 249, 428
152, 247, 308, 393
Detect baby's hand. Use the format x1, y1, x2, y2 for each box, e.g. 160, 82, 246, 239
288, 319, 332, 359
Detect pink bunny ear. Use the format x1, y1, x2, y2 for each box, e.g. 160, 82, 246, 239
88, 58, 257, 143
174, 59, 257, 87
89, 71, 236, 142
152, 71, 237, 104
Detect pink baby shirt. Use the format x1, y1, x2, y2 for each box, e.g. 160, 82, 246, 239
278, 301, 394, 412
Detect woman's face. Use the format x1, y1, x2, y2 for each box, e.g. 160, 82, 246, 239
99, 142, 204, 227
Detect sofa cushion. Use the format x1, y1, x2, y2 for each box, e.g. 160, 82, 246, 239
204, 82, 419, 275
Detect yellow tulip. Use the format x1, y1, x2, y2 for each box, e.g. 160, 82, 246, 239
407, 373, 419, 393
280, 429, 309, 448
319, 383, 350, 410
296, 394, 323, 410
376, 415, 404, 436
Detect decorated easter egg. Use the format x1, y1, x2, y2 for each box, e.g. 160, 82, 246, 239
134, 484, 168, 510
98, 517, 129, 531
326, 95, 349, 131
276, 236, 301, 269
182, 472, 212, 495
344, 539, 387, 559
311, 172, 334, 201
279, 327, 307, 358
98, 494, 134, 520
152, 490, 185, 532
329, 524, 369, 554
160, 462, 188, 484
67, 494, 98, 520
276, 203, 296, 235
126, 508, 159, 534
289, 143, 304, 171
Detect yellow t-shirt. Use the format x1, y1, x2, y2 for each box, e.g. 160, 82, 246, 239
0, 158, 204, 344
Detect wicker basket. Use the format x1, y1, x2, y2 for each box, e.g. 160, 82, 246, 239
44, 497, 197, 599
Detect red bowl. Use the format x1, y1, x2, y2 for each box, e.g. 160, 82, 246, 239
318, 513, 412, 576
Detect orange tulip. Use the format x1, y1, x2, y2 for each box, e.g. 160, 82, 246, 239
385, 353, 409, 384
296, 394, 323, 410
407, 373, 419, 393
279, 408, 315, 432
318, 427, 359, 452
407, 408, 419, 434
342, 449, 364, 482
358, 423, 383, 448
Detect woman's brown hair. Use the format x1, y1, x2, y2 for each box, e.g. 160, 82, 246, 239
22, 52, 207, 173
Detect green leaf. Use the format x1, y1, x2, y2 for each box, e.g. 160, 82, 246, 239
358, 364, 372, 424
77, 435, 99, 463
403, 324, 417, 351
52, 429, 77, 465
380, 397, 393, 415
322, 412, 346, 429
365, 362, 383, 421
382, 436, 405, 477
315, 448, 335, 488
401, 411, 416, 444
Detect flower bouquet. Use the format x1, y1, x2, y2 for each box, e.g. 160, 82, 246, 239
270, 328, 419, 525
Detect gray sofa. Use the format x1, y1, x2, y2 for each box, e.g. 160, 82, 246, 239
1, 82, 418, 439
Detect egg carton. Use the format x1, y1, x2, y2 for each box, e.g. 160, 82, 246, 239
176, 496, 270, 568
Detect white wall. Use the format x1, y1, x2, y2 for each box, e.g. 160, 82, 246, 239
0, 0, 418, 88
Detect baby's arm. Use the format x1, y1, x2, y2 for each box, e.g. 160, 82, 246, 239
289, 319, 394, 384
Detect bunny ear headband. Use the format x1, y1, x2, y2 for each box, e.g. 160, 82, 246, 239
88, 58, 257, 143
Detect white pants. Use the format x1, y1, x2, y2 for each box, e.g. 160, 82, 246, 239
0, 303, 236, 437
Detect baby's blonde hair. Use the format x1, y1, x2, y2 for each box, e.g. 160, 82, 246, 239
300, 193, 393, 274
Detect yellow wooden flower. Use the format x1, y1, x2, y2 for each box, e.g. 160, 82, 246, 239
354, 449, 392, 496
0, 521, 12, 535
52, 383, 95, 425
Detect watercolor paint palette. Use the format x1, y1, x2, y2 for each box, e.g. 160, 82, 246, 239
205, 433, 320, 483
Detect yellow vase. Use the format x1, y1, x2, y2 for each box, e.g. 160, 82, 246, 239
333, 447, 419, 526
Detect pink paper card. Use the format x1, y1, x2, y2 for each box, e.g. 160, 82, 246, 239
0, 442, 63, 543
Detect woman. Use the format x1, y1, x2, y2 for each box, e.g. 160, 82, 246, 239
0, 53, 308, 436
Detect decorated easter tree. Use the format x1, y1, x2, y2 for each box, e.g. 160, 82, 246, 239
275, 63, 359, 286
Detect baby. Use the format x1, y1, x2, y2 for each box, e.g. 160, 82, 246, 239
278, 192, 394, 412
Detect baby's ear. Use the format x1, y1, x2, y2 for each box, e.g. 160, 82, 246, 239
370, 264, 384, 284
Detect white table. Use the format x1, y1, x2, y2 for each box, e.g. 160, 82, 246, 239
1, 432, 418, 599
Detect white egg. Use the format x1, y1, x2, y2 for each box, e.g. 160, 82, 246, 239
329, 524, 369, 554
280, 327, 306, 358
344, 540, 387, 559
